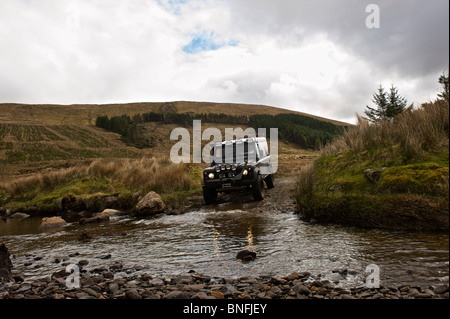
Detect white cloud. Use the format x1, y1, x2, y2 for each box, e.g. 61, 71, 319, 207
0, 0, 448, 123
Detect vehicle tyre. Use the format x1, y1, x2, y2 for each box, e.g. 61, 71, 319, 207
252, 175, 265, 201
264, 174, 275, 189
203, 187, 217, 204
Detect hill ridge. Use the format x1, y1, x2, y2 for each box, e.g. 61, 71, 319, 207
0, 101, 349, 126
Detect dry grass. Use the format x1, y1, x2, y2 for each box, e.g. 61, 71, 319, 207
1, 166, 87, 196
87, 157, 200, 194
0, 157, 201, 199
321, 100, 449, 160
294, 164, 315, 202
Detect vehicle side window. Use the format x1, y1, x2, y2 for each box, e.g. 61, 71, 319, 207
258, 142, 268, 158
257, 142, 266, 158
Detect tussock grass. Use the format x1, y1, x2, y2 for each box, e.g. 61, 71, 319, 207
321, 100, 449, 161
2, 166, 87, 196
295, 99, 449, 230
0, 157, 202, 210
87, 157, 200, 194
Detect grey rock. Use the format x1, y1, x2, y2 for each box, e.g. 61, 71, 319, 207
149, 278, 165, 286
163, 290, 192, 299
125, 289, 142, 299
0, 244, 13, 273
78, 260, 89, 267
222, 283, 238, 297
182, 284, 204, 292
433, 284, 449, 294
79, 212, 110, 225
192, 291, 209, 299
284, 272, 300, 281
236, 250, 256, 261
79, 295, 96, 299
15, 284, 32, 293
173, 275, 194, 285
109, 283, 120, 295
364, 167, 386, 183
293, 283, 310, 296
9, 212, 30, 220
135, 191, 165, 216
408, 288, 420, 296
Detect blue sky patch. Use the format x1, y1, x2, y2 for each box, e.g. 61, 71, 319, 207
157, 0, 188, 15
182, 32, 238, 54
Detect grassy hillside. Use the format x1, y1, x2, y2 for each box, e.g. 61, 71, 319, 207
0, 123, 141, 178
0, 101, 346, 176
295, 99, 449, 231
0, 101, 349, 126
0, 100, 328, 212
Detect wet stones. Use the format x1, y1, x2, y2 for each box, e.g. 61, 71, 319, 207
79, 212, 110, 225
0, 263, 449, 299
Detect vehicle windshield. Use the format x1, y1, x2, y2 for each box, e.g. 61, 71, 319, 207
213, 141, 257, 164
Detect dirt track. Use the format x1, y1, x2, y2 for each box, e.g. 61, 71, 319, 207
199, 177, 298, 214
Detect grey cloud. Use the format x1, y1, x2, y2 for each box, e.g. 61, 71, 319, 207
227, 0, 449, 77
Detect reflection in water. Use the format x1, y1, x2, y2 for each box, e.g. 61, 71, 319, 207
0, 208, 448, 289
212, 228, 221, 257
247, 225, 254, 250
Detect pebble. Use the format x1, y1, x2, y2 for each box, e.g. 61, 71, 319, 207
0, 262, 448, 300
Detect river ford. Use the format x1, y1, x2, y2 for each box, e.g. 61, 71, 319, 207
1, 202, 448, 290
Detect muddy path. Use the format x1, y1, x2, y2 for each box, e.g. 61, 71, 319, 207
190, 177, 298, 214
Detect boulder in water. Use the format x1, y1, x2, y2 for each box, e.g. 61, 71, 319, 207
236, 249, 257, 261
134, 191, 165, 216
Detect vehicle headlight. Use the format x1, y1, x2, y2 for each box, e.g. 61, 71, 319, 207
231, 165, 236, 171
243, 169, 248, 176
226, 165, 231, 170
208, 173, 215, 179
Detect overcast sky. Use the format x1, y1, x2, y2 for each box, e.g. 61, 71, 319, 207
0, 0, 448, 123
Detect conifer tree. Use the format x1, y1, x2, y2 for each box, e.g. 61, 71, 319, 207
364, 84, 407, 123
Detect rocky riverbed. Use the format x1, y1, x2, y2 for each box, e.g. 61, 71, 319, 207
1, 262, 448, 300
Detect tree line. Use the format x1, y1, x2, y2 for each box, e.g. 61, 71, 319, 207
363, 72, 449, 124
96, 111, 347, 150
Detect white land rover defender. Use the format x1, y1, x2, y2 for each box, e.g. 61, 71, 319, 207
202, 137, 275, 204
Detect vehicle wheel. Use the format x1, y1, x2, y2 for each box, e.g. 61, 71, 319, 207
264, 174, 275, 189
252, 175, 265, 201
203, 188, 217, 204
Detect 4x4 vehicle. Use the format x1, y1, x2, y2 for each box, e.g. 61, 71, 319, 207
202, 137, 275, 204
